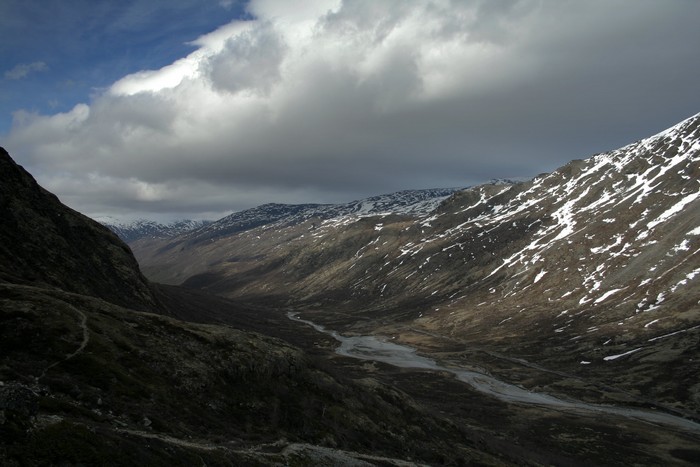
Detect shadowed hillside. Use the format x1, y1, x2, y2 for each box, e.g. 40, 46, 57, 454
0, 148, 159, 312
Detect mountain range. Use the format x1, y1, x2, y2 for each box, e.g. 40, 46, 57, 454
96, 218, 212, 243
2, 112, 700, 465
99, 188, 459, 243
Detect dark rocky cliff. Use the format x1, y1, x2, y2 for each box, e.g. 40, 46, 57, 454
0, 147, 159, 311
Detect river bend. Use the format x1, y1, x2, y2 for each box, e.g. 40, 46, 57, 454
288, 312, 700, 434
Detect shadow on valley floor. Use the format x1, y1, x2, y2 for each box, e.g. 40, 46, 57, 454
155, 284, 700, 466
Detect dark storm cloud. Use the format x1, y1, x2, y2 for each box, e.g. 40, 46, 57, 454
5, 0, 700, 221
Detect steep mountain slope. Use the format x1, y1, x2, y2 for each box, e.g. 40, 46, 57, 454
98, 218, 211, 243
133, 113, 700, 415
425, 114, 700, 344
0, 148, 159, 312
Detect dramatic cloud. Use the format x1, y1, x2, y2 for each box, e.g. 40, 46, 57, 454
4, 61, 48, 80
5, 0, 700, 221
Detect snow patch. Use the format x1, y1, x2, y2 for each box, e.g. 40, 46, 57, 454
603, 348, 642, 361
672, 239, 690, 253
533, 270, 547, 284
647, 191, 700, 230
594, 288, 625, 304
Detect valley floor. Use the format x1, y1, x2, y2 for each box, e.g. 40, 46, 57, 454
163, 288, 700, 466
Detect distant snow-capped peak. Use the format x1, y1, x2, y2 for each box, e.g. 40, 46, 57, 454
98, 218, 211, 243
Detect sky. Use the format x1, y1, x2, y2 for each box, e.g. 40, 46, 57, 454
2, 0, 700, 222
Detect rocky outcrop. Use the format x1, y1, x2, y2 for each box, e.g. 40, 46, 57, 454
0, 147, 159, 311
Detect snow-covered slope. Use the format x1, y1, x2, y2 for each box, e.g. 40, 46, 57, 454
380, 113, 700, 367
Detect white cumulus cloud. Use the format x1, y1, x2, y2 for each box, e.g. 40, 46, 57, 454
5, 0, 700, 221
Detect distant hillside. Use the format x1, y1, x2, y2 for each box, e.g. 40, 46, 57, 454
181, 187, 459, 244
128, 187, 460, 284
98, 217, 212, 243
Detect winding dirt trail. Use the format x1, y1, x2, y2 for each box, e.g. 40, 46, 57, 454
115, 429, 227, 452
38, 305, 90, 381
115, 428, 426, 466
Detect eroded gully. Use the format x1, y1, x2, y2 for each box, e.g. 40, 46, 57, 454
288, 312, 700, 434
